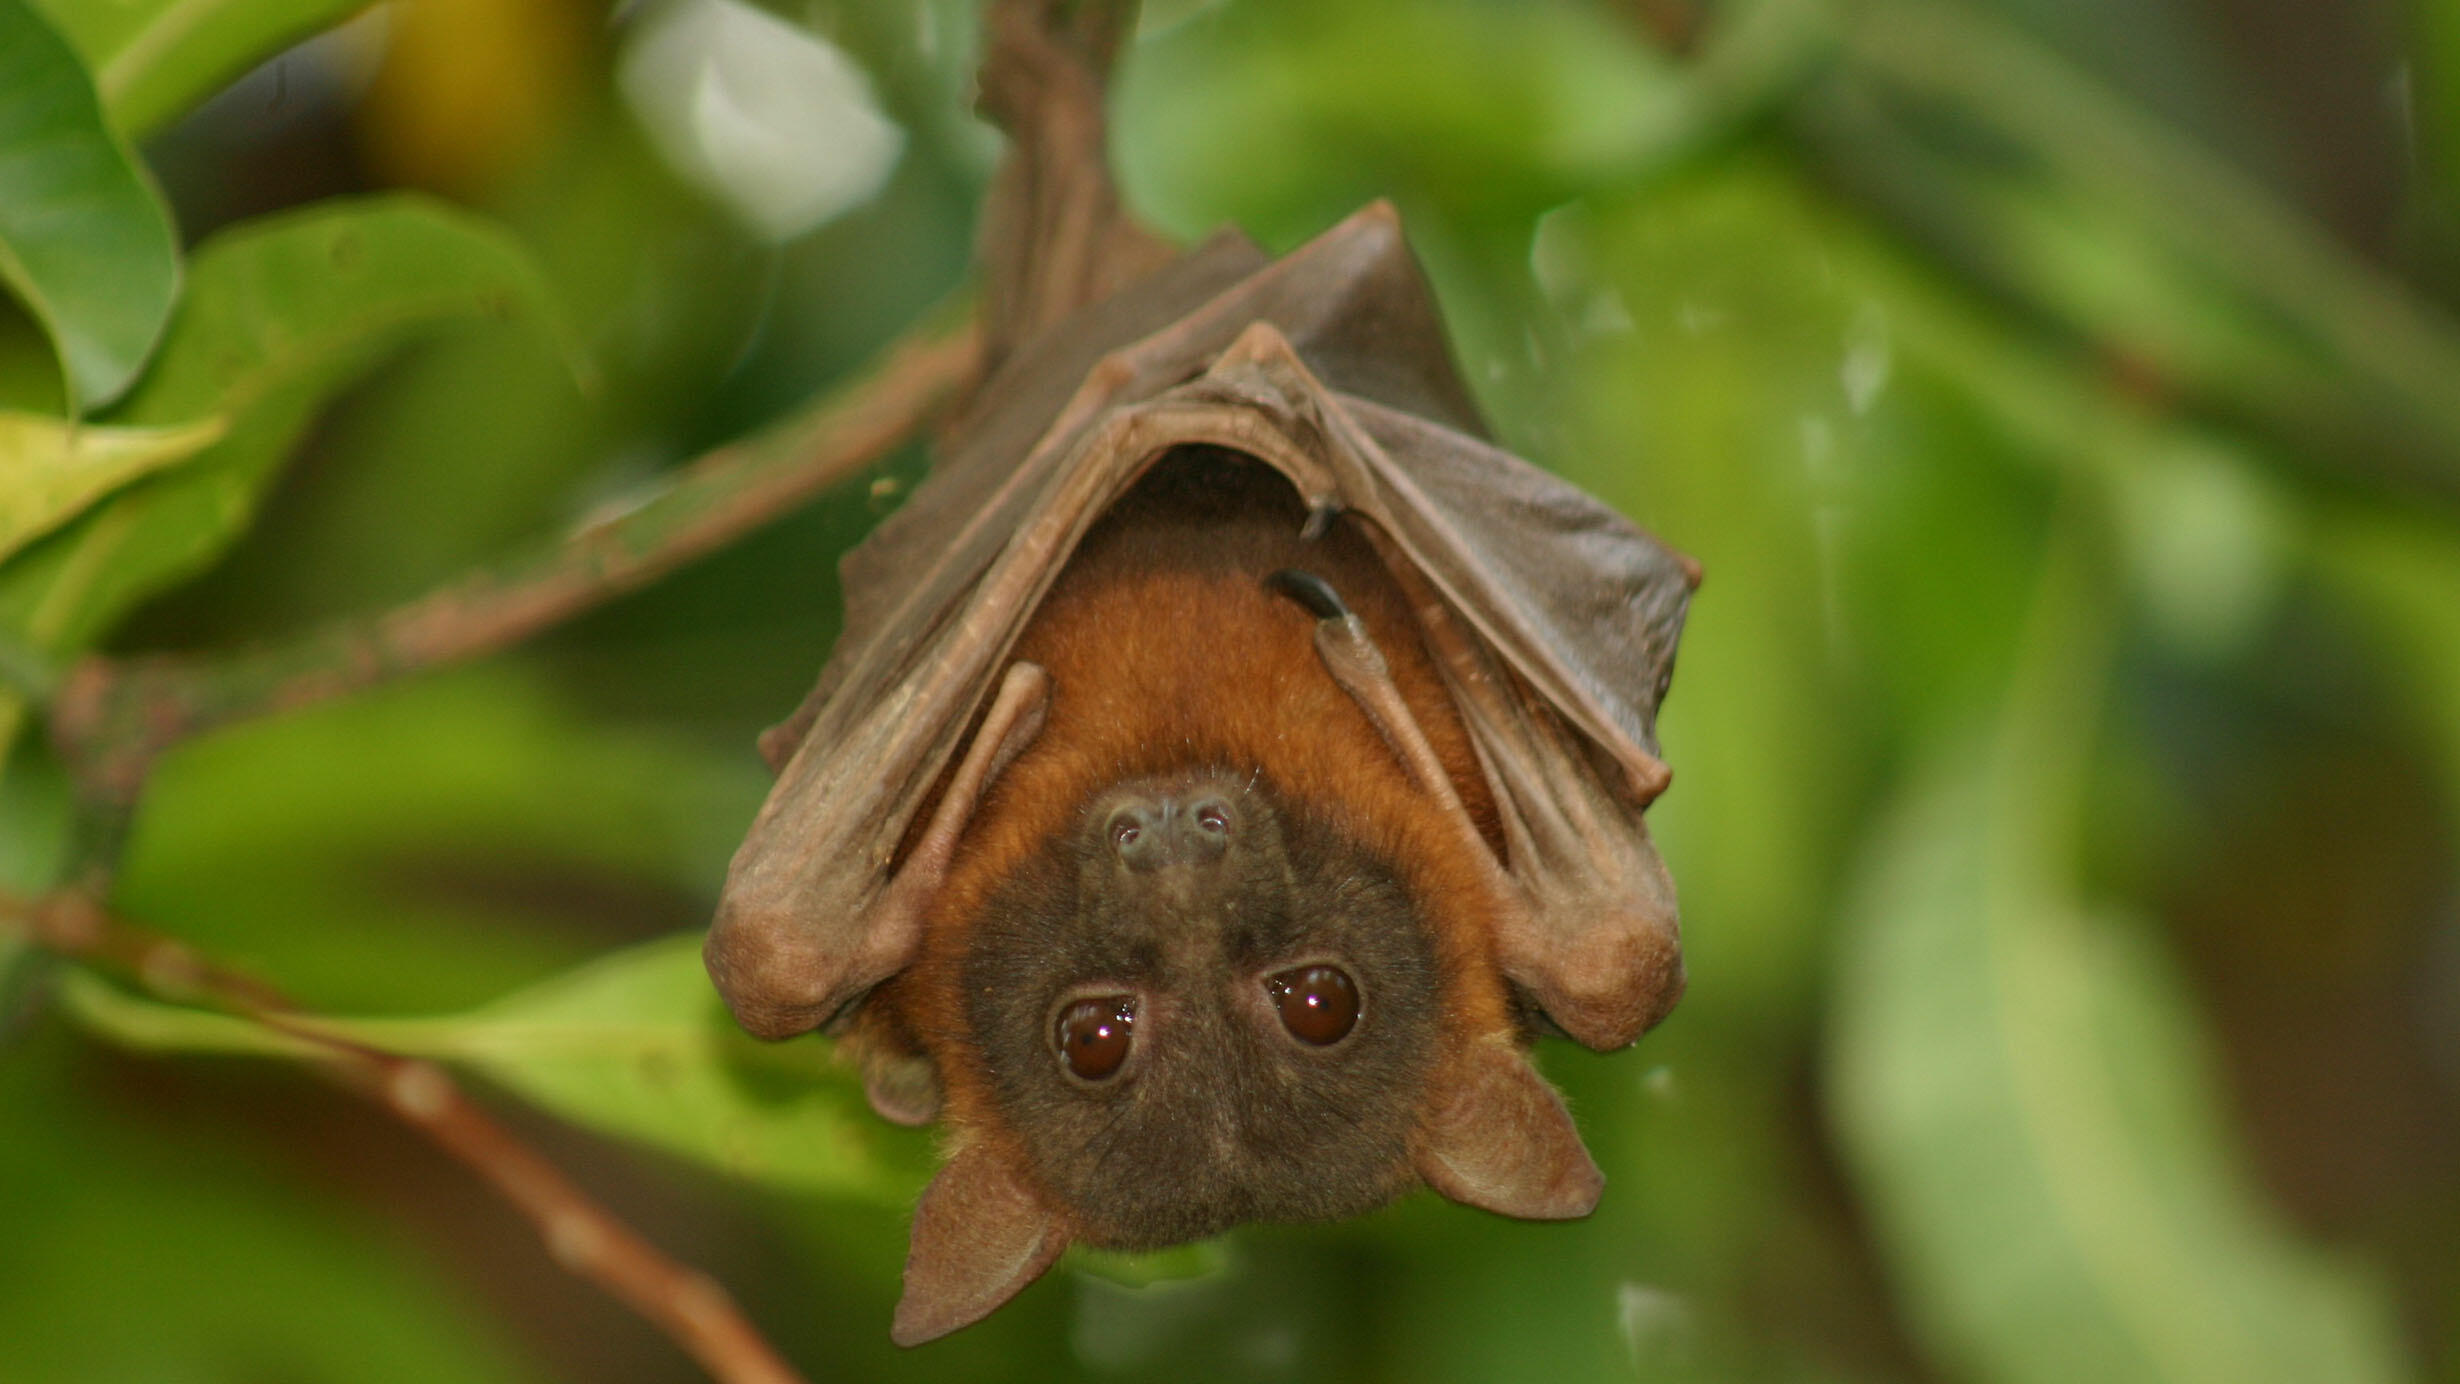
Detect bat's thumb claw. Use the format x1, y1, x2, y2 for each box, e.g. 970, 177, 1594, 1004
702, 913, 838, 1040
1509, 917, 1686, 1052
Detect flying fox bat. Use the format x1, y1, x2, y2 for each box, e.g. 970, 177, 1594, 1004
704, 201, 1696, 1345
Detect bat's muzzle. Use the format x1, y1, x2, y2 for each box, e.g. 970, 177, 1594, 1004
1103, 788, 1236, 872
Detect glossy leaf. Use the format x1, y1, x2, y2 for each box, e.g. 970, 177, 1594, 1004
58, 968, 325, 1060
64, 933, 928, 1201
0, 197, 563, 664
99, 667, 924, 1195
33, 0, 379, 138
0, 411, 222, 563
330, 934, 927, 1199
0, 0, 181, 411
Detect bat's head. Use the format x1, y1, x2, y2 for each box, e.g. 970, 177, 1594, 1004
963, 766, 1442, 1245
888, 766, 1602, 1345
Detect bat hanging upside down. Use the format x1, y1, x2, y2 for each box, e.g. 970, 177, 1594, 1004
704, 205, 1696, 1344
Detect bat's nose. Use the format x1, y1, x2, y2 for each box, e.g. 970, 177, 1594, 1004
1107, 792, 1235, 872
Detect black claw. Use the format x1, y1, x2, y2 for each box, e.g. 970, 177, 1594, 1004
1265, 568, 1351, 622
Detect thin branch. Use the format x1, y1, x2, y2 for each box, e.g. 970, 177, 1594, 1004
971, 0, 1176, 376
3, 887, 813, 1384
47, 318, 982, 811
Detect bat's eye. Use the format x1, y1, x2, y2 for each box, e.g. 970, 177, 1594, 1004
1111, 817, 1141, 849
1267, 965, 1359, 1046
1195, 802, 1229, 835
1055, 996, 1137, 1080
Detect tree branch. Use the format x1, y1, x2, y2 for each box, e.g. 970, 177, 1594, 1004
47, 319, 982, 812
4, 887, 814, 1384
971, 0, 1175, 376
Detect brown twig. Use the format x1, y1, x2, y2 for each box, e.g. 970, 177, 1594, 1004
47, 319, 982, 813
5, 887, 813, 1384
971, 0, 1176, 376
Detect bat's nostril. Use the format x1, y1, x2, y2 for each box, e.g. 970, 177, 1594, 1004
1111, 795, 1231, 871
1110, 807, 1152, 862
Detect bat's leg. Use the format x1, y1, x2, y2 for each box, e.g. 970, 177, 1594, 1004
1267, 569, 1476, 822
1267, 569, 1514, 886
854, 660, 1054, 996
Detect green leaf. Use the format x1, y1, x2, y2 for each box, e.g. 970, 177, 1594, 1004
0, 196, 563, 664
0, 410, 222, 562
1826, 524, 2410, 1384
116, 668, 763, 1014
331, 934, 928, 1199
0, 0, 181, 411
57, 967, 326, 1060
1117, 0, 1675, 242
100, 667, 919, 1197
33, 0, 379, 138
64, 931, 929, 1201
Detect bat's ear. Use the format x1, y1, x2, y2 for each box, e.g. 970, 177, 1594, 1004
861, 1049, 943, 1127
842, 1019, 943, 1127
893, 1143, 1069, 1346
1414, 1036, 1603, 1221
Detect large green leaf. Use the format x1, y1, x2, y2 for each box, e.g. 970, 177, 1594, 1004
0, 410, 222, 562
1826, 528, 2410, 1384
65, 933, 929, 1201
0, 0, 181, 412
34, 0, 378, 139
0, 197, 563, 665
324, 934, 928, 1200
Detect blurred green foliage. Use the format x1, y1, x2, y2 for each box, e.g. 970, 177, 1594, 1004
1, 0, 2456, 1381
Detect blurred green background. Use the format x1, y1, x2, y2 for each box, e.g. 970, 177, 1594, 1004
2, 0, 2457, 1380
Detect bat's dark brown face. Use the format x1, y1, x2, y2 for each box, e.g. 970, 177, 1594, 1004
958, 768, 1444, 1249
